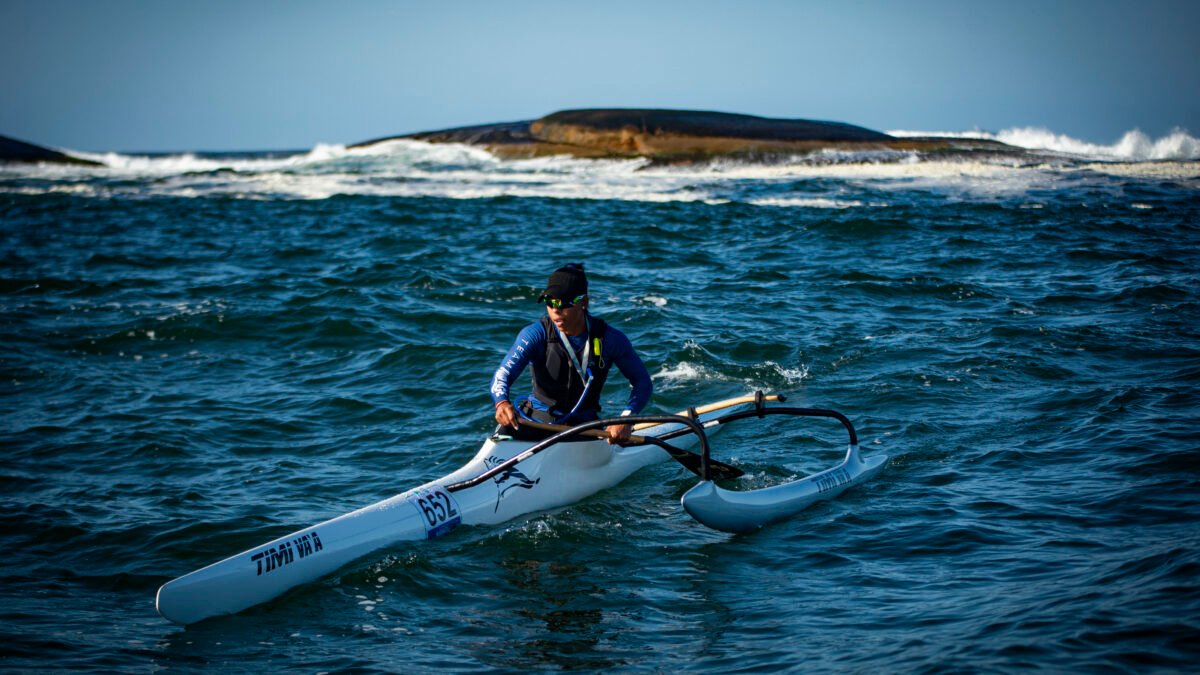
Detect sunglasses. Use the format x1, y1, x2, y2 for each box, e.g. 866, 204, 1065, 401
544, 294, 586, 309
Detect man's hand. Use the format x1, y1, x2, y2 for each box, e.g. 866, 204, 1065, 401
495, 401, 519, 428
605, 423, 632, 445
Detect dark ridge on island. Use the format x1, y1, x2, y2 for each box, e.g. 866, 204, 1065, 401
0, 134, 102, 166
352, 108, 1017, 164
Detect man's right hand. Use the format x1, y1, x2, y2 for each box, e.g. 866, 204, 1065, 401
495, 401, 519, 428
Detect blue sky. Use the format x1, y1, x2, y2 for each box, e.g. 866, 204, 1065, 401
2, 0, 1196, 152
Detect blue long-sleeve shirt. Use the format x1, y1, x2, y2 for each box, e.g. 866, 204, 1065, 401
490, 317, 652, 418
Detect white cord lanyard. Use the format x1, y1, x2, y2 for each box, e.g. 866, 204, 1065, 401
551, 316, 592, 386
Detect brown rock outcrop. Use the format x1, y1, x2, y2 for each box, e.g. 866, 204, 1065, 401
353, 108, 1019, 163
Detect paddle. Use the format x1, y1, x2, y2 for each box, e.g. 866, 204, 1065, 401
631, 393, 787, 430
517, 420, 744, 480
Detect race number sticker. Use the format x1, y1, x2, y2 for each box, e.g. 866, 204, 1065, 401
408, 486, 462, 539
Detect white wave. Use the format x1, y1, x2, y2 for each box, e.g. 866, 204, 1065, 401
807, 148, 921, 165
67, 145, 333, 173
997, 127, 1199, 161
0, 157, 1096, 200
356, 139, 499, 168
888, 126, 1200, 161
653, 361, 716, 386
763, 360, 809, 386
64, 139, 501, 174
652, 359, 809, 390
1075, 161, 1200, 179
6, 130, 1198, 202
658, 159, 1040, 181
745, 197, 867, 209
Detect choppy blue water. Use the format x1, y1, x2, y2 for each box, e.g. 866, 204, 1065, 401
2, 144, 1199, 672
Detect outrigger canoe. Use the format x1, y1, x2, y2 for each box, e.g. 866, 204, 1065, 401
156, 393, 885, 624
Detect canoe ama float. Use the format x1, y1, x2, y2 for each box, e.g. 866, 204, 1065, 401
156, 393, 885, 624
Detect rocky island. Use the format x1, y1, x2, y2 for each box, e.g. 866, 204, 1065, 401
353, 108, 1015, 163
0, 134, 101, 165
3, 109, 1018, 166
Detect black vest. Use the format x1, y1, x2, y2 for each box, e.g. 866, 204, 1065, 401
530, 314, 611, 417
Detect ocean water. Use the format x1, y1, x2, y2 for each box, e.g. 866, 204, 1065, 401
2, 135, 1199, 672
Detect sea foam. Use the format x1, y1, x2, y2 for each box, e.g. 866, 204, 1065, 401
888, 127, 1200, 161
6, 125, 1197, 203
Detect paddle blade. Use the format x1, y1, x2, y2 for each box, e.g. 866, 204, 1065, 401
642, 437, 744, 480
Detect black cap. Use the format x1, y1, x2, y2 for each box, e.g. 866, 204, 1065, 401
539, 263, 588, 302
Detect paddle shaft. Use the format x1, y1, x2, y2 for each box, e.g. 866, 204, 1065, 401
515, 419, 743, 480
632, 393, 785, 430
518, 420, 644, 443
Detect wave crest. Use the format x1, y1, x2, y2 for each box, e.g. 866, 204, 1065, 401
7, 124, 1197, 202
888, 127, 1199, 161
65, 139, 501, 174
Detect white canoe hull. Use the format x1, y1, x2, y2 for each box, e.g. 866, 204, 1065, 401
157, 420, 696, 625
681, 444, 887, 534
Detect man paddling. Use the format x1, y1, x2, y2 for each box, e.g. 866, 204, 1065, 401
491, 263, 652, 444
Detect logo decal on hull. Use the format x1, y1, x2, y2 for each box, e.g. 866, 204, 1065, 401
814, 468, 852, 494
485, 455, 541, 512
250, 530, 324, 576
